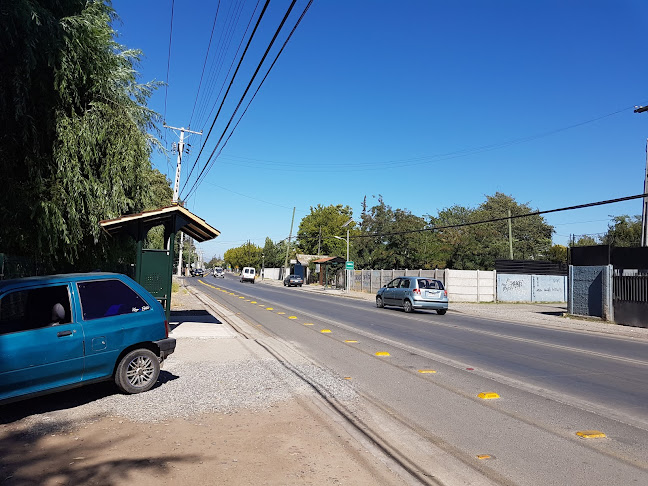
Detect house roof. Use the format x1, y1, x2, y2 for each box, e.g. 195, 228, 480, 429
100, 205, 220, 243
312, 256, 346, 264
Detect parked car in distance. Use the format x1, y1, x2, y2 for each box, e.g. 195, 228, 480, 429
0, 273, 176, 404
213, 267, 225, 278
193, 268, 205, 277
283, 274, 304, 287
376, 277, 448, 314
240, 267, 256, 283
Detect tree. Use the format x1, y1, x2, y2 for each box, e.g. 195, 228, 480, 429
547, 244, 568, 264
224, 242, 263, 270
572, 235, 598, 247
0, 1, 163, 272
296, 204, 356, 257
600, 215, 642, 247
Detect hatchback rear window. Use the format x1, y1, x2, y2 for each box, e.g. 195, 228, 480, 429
417, 279, 444, 290
78, 279, 150, 320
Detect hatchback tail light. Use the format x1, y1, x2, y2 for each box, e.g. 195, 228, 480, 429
444, 290, 448, 297
164, 319, 170, 338
413, 288, 421, 295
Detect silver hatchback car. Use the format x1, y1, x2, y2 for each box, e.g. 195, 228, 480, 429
376, 276, 448, 314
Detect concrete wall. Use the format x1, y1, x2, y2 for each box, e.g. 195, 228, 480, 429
351, 269, 446, 294
445, 269, 496, 302
568, 265, 613, 320
497, 274, 567, 302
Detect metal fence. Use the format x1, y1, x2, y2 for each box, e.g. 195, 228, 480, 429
350, 269, 446, 294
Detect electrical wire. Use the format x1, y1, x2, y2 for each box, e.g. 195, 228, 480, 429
185, 0, 300, 197
182, 0, 272, 190
188, 1, 221, 128
163, 0, 175, 125
184, 0, 312, 199
297, 193, 648, 240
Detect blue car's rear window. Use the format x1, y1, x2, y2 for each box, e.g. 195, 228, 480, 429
77, 279, 150, 321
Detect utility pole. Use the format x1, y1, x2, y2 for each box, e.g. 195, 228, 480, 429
164, 124, 202, 275
284, 207, 296, 276
642, 140, 648, 247
508, 209, 514, 259
633, 106, 648, 246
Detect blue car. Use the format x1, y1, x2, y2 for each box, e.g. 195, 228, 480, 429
0, 273, 176, 404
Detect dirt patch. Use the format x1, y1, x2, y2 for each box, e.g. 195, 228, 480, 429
1, 399, 403, 486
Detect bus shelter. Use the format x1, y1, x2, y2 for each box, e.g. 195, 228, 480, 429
100, 206, 219, 318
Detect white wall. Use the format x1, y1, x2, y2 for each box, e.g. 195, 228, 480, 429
445, 269, 496, 302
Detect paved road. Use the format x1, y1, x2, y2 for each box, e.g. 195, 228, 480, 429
189, 275, 648, 486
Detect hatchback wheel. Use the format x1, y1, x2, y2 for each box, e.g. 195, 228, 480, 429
376, 296, 384, 308
436, 309, 447, 315
403, 300, 413, 313
115, 348, 160, 394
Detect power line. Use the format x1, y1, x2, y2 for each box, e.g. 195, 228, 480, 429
163, 0, 175, 124
182, 0, 271, 191
185, 0, 300, 197
184, 0, 313, 199
208, 103, 646, 174
188, 1, 221, 128
298, 193, 648, 240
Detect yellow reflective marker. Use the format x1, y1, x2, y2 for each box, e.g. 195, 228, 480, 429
478, 392, 500, 400
250, 301, 257, 304
576, 430, 606, 439
303, 322, 314, 326
277, 312, 286, 315
344, 340, 358, 343
344, 377, 352, 380
375, 351, 390, 356
320, 329, 332, 333
418, 370, 437, 374
239, 296, 245, 299
288, 316, 297, 319
266, 307, 274, 310
477, 455, 491, 460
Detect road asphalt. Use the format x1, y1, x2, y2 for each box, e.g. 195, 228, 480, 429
170, 276, 648, 485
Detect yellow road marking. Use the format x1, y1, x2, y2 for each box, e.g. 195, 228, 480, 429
320, 329, 332, 333
250, 301, 257, 304
375, 351, 390, 356
576, 430, 606, 439
344, 340, 358, 343
266, 307, 274, 310
418, 370, 437, 374
303, 322, 314, 326
478, 392, 500, 400
477, 455, 491, 460
288, 316, 297, 319
277, 312, 286, 315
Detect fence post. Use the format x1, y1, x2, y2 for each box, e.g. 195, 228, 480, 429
476, 270, 480, 303
568, 265, 574, 314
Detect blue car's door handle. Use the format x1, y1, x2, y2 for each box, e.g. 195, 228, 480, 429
57, 330, 73, 337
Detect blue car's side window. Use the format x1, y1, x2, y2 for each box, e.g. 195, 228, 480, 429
77, 279, 150, 321
0, 285, 72, 335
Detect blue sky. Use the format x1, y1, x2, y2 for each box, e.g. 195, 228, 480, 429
111, 0, 648, 260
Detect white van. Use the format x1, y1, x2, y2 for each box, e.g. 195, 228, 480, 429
240, 267, 256, 283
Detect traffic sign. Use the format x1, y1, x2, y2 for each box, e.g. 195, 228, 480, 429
345, 261, 354, 270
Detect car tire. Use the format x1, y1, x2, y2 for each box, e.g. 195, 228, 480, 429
115, 348, 160, 394
299, 284, 302, 287
403, 300, 413, 313
436, 309, 447, 315
376, 296, 384, 308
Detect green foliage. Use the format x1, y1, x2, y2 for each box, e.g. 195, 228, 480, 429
296, 204, 355, 257
431, 193, 554, 269
262, 237, 288, 268
572, 235, 598, 247
547, 244, 568, 264
0, 0, 164, 272
600, 215, 642, 247
224, 242, 263, 270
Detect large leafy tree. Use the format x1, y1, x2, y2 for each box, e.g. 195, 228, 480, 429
296, 204, 356, 257
0, 0, 163, 272
600, 215, 642, 247
224, 242, 263, 271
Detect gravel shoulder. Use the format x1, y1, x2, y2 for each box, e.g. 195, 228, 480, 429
0, 284, 405, 486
